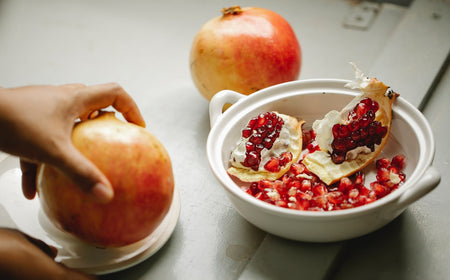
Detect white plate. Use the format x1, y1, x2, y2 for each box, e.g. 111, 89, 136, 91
0, 155, 180, 275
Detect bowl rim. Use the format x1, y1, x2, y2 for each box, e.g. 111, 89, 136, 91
206, 78, 436, 220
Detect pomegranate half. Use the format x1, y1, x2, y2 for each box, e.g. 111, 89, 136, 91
37, 112, 174, 248
303, 64, 399, 185
227, 111, 304, 182
190, 6, 301, 100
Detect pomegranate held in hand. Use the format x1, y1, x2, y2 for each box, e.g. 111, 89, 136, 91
37, 112, 174, 248
303, 63, 399, 185
190, 6, 301, 100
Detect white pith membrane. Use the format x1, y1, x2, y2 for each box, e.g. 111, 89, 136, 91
303, 63, 399, 185
228, 112, 304, 182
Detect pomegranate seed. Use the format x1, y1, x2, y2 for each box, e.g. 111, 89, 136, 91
264, 158, 281, 172
327, 191, 344, 204
332, 124, 340, 138
355, 103, 367, 118
348, 188, 359, 199
302, 129, 315, 149
242, 127, 252, 138
331, 151, 346, 164
354, 172, 365, 185
391, 154, 406, 169
338, 177, 352, 192
371, 182, 387, 197
376, 157, 390, 169
300, 180, 312, 192
376, 167, 390, 182
389, 166, 399, 175
279, 152, 293, 166
332, 138, 347, 152
290, 163, 306, 175
244, 151, 260, 170
337, 125, 350, 138
313, 183, 328, 196
249, 182, 260, 195
348, 121, 360, 132
359, 116, 370, 128
307, 142, 320, 153
248, 118, 257, 129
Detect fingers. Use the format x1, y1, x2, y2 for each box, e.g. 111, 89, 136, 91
23, 233, 58, 259
0, 228, 97, 280
55, 143, 114, 203
76, 83, 146, 127
20, 160, 37, 200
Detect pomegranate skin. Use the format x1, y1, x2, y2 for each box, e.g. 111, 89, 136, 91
190, 6, 301, 100
37, 112, 174, 248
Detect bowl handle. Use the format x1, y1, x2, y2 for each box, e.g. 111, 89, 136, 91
395, 166, 441, 209
209, 90, 246, 128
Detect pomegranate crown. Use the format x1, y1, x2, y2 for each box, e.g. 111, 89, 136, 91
221, 6, 243, 16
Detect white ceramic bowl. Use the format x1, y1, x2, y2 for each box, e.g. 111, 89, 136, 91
206, 79, 441, 242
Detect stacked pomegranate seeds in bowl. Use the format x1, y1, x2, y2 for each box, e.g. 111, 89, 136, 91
245, 143, 406, 211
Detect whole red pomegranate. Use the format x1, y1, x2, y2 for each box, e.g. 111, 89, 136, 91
190, 6, 301, 100
37, 112, 174, 248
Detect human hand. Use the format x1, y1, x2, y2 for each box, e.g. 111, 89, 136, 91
0, 83, 145, 203
0, 228, 97, 279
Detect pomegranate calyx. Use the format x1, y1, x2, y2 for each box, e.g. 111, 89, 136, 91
221, 6, 243, 16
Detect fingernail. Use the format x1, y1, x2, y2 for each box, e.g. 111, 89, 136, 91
91, 182, 114, 203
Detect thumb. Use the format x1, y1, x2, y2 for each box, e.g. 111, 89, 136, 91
55, 144, 114, 203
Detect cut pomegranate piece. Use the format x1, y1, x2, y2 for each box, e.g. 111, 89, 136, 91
228, 111, 304, 182
303, 63, 399, 185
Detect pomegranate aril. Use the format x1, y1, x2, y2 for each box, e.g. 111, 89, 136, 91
355, 103, 368, 118
354, 172, 365, 185
327, 191, 344, 204
351, 131, 361, 142
359, 127, 369, 140
279, 152, 293, 166
391, 154, 406, 169
290, 163, 306, 175
332, 138, 347, 152
302, 129, 315, 149
300, 180, 312, 192
248, 118, 257, 130
338, 177, 352, 192
338, 125, 350, 138
242, 127, 252, 138
371, 182, 387, 197
368, 122, 378, 135
359, 117, 370, 128
313, 183, 328, 196
376, 126, 387, 138
249, 134, 263, 145
263, 137, 273, 149
264, 158, 281, 172
332, 124, 340, 138
376, 167, 390, 182
245, 142, 254, 152
249, 182, 260, 195
331, 151, 345, 164
348, 121, 360, 132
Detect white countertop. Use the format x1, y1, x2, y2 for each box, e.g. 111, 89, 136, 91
1, 0, 449, 279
